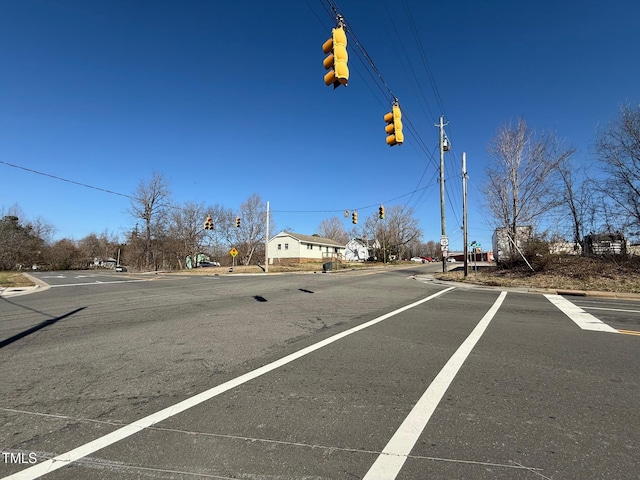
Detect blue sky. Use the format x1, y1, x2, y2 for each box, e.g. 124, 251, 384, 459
1, 0, 638, 251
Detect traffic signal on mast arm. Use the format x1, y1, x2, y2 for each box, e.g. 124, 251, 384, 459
384, 103, 404, 146
322, 21, 349, 88
352, 211, 358, 224
203, 215, 213, 230
379, 205, 385, 220
235, 217, 241, 228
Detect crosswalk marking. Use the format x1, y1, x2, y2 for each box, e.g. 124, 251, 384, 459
544, 294, 618, 333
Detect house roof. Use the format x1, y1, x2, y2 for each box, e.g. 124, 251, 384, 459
272, 231, 345, 247
348, 238, 378, 247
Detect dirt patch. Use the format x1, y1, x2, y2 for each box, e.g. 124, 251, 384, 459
435, 256, 640, 293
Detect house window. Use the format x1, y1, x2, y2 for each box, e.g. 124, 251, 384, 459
334, 247, 339, 253
278, 244, 281, 250
307, 244, 313, 250
285, 243, 289, 250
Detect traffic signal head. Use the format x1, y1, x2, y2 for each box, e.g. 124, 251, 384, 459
204, 215, 213, 230
352, 211, 358, 224
384, 104, 404, 146
235, 217, 240, 228
322, 24, 349, 88
379, 205, 385, 220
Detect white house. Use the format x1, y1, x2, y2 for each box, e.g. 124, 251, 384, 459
492, 226, 533, 263
344, 238, 380, 262
267, 231, 346, 264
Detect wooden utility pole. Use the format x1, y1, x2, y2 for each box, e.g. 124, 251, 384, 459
462, 152, 469, 277
437, 116, 449, 273
265, 201, 269, 273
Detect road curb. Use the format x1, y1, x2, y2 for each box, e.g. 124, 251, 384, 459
0, 272, 51, 297
418, 275, 640, 300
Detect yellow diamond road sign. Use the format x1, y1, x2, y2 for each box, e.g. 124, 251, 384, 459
229, 248, 238, 257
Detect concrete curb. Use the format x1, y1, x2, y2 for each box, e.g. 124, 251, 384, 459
0, 272, 51, 298
417, 275, 640, 300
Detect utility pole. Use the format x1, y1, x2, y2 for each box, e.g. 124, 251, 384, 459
437, 115, 449, 273
462, 152, 468, 277
265, 201, 269, 273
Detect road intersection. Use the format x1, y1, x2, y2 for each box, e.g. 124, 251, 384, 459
1, 266, 639, 478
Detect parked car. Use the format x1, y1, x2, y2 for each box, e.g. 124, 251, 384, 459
447, 257, 457, 262
410, 257, 426, 263
115, 265, 127, 272
197, 261, 220, 267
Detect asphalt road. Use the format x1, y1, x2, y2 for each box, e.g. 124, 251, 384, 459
1, 266, 639, 479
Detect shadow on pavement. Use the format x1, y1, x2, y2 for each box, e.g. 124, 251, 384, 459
0, 299, 87, 349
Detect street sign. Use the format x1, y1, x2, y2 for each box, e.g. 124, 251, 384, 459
440, 235, 449, 247
229, 248, 238, 257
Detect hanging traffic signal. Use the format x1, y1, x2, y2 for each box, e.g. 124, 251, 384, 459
322, 22, 349, 89
203, 215, 213, 230
379, 205, 385, 220
235, 217, 241, 228
352, 211, 358, 224
384, 103, 404, 146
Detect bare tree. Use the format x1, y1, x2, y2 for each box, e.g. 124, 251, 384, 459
317, 217, 349, 244
483, 118, 573, 254
231, 193, 270, 265
129, 172, 171, 270
167, 201, 208, 269
554, 158, 605, 251
595, 103, 640, 238
363, 205, 421, 261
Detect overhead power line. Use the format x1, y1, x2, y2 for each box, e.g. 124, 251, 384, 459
0, 159, 439, 216
0, 160, 133, 199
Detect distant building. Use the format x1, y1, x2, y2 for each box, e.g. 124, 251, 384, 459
344, 238, 380, 262
267, 231, 345, 265
549, 241, 581, 255
582, 232, 626, 256
492, 226, 533, 263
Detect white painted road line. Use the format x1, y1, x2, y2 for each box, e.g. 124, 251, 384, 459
544, 294, 619, 333
50, 279, 150, 287
582, 306, 640, 314
3, 287, 456, 480
363, 291, 508, 480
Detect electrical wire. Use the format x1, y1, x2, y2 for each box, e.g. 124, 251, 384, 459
0, 160, 134, 199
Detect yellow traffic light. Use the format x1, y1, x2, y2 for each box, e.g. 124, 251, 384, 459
379, 205, 385, 220
384, 103, 404, 146
352, 211, 358, 224
322, 24, 349, 88
204, 215, 213, 230
235, 217, 240, 228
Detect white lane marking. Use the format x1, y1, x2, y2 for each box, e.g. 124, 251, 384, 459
363, 291, 508, 480
50, 280, 150, 287
4, 287, 456, 480
582, 306, 640, 314
544, 294, 619, 333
